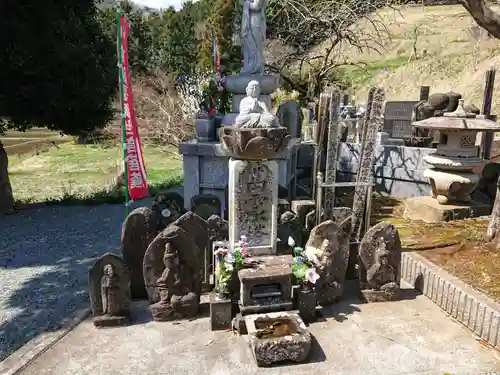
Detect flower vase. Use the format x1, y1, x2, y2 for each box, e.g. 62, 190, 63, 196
213, 114, 223, 141
229, 270, 240, 302
195, 116, 215, 142
297, 286, 317, 323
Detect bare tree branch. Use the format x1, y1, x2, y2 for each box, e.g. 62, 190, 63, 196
460, 0, 500, 39
265, 0, 393, 96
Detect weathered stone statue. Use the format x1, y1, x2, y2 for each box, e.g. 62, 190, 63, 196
151, 191, 185, 232
358, 222, 402, 302
143, 212, 208, 321
234, 80, 279, 128
89, 253, 131, 327
277, 211, 303, 252
121, 207, 157, 300
241, 0, 268, 74
305, 217, 350, 304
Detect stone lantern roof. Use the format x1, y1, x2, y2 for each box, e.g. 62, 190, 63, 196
412, 99, 500, 131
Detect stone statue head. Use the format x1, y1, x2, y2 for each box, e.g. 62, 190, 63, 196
246, 80, 260, 98
103, 264, 115, 276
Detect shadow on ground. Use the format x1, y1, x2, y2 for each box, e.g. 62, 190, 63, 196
0, 203, 138, 361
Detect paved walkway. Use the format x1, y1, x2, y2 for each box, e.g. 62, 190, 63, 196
0, 200, 152, 362
16, 284, 500, 375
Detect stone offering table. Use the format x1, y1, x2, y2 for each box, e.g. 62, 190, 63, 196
404, 99, 500, 222
238, 255, 294, 315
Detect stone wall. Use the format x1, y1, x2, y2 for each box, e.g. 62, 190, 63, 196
337, 143, 433, 197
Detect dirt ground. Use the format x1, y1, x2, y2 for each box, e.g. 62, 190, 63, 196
372, 195, 500, 303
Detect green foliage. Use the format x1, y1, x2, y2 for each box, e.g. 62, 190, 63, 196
0, 0, 117, 135
197, 0, 238, 72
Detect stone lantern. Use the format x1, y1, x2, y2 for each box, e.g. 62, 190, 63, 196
412, 99, 500, 205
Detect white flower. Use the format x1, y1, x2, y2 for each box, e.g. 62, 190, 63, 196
305, 268, 320, 284
288, 237, 295, 247
224, 262, 234, 271
240, 235, 248, 242
224, 253, 235, 264
305, 252, 320, 267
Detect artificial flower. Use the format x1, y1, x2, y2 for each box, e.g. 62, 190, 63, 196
225, 262, 234, 272
214, 248, 228, 256
305, 268, 320, 284
224, 252, 235, 264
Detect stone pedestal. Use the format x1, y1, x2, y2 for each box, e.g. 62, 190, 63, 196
228, 158, 278, 255
403, 196, 491, 222
238, 255, 293, 315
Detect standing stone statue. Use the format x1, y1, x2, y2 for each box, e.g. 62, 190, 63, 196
234, 80, 278, 128
89, 253, 131, 327
305, 216, 350, 304
241, 0, 268, 75
358, 222, 402, 302
121, 207, 157, 300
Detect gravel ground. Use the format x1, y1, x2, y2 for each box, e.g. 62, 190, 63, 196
0, 201, 151, 362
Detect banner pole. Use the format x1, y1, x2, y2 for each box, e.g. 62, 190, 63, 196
117, 7, 130, 217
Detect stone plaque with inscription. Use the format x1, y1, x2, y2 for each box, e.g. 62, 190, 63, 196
228, 158, 278, 255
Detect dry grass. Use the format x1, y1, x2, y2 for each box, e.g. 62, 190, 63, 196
319, 5, 500, 110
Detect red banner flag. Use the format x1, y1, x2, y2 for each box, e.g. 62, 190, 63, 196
118, 15, 149, 201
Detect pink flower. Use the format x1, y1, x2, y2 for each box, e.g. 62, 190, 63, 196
214, 248, 228, 257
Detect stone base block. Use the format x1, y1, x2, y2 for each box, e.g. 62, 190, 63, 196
239, 301, 294, 316
245, 311, 312, 367
360, 287, 400, 303
93, 315, 130, 328
403, 196, 491, 222
210, 292, 232, 331
150, 301, 198, 322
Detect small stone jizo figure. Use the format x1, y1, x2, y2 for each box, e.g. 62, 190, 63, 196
358, 222, 402, 302
89, 253, 131, 327
234, 80, 279, 128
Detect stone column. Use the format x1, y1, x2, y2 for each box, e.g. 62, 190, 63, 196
228, 158, 278, 255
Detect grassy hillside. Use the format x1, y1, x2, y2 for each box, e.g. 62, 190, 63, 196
329, 5, 500, 111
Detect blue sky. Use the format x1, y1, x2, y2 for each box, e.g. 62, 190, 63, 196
133, 0, 185, 10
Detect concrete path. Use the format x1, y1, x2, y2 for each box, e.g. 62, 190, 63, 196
17, 284, 500, 375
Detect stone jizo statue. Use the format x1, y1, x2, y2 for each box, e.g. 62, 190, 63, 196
89, 253, 131, 327
234, 80, 278, 128
241, 0, 268, 74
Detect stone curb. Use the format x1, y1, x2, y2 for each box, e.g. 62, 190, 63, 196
401, 251, 500, 350
0, 308, 91, 375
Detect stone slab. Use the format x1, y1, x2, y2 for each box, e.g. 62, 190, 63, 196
401, 251, 500, 351
403, 196, 491, 222
14, 284, 500, 375
244, 311, 312, 366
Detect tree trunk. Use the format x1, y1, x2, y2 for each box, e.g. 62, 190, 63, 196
0, 141, 14, 214
461, 0, 500, 39
486, 175, 500, 242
